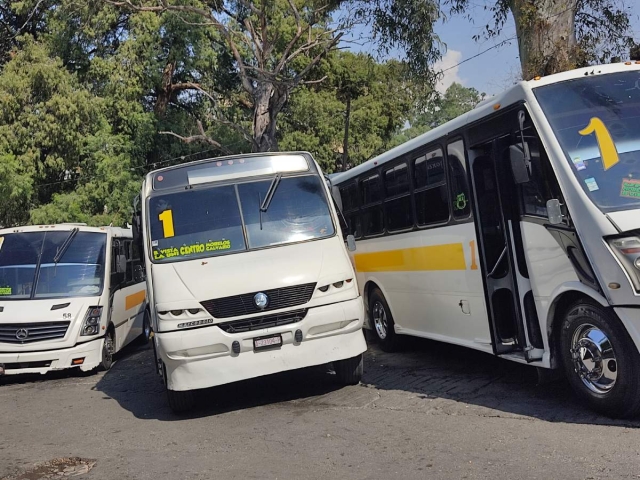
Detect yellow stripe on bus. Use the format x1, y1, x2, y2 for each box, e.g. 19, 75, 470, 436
125, 290, 146, 310
354, 243, 467, 272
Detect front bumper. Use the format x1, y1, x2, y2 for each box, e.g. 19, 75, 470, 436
157, 297, 366, 391
0, 338, 103, 375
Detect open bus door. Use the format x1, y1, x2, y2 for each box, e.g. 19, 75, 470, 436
466, 108, 545, 362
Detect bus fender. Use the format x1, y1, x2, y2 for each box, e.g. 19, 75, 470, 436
545, 282, 609, 366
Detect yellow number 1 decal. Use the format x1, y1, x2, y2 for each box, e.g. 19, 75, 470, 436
158, 210, 175, 238
578, 117, 619, 171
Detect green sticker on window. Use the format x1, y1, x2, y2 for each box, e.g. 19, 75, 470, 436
620, 178, 640, 199
454, 193, 468, 211
0, 287, 12, 295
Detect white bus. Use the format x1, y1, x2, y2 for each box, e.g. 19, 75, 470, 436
136, 152, 366, 412
331, 62, 640, 418
0, 224, 150, 376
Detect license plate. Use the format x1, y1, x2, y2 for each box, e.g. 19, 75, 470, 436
253, 334, 282, 351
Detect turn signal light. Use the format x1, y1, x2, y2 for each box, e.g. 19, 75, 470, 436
71, 358, 85, 365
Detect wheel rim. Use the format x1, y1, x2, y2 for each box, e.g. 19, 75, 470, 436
372, 301, 388, 340
570, 323, 617, 394
104, 334, 114, 364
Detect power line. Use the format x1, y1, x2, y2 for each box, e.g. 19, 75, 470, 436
440, 35, 517, 74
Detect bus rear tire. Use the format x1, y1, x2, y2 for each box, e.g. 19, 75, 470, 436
369, 287, 400, 352
334, 353, 363, 385
560, 300, 640, 419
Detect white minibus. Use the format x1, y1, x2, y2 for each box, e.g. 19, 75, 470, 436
136, 152, 366, 412
332, 63, 640, 418
0, 224, 149, 376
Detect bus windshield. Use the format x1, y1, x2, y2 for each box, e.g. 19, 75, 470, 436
0, 231, 107, 300
148, 174, 335, 263
534, 71, 640, 212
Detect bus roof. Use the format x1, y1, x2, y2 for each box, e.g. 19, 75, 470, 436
332, 62, 640, 185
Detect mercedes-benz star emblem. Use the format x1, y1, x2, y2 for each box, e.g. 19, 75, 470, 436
15, 328, 29, 340
254, 292, 269, 310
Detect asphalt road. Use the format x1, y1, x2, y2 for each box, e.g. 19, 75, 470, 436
2, 335, 640, 480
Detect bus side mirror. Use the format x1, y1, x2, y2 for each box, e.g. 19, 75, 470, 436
546, 199, 564, 224
346, 235, 356, 252
510, 144, 530, 184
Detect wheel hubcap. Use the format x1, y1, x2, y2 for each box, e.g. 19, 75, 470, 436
372, 301, 388, 340
571, 323, 617, 394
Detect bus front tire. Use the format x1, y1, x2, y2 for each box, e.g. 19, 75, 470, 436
98, 330, 115, 371
369, 288, 400, 352
136, 309, 152, 346
560, 301, 640, 419
334, 353, 363, 385
166, 388, 196, 414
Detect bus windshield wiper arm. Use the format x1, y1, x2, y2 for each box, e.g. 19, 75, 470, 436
260, 173, 282, 213
53, 228, 79, 264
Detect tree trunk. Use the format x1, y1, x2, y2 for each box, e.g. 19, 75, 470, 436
253, 82, 288, 152
342, 96, 351, 172
155, 61, 175, 117
510, 0, 579, 79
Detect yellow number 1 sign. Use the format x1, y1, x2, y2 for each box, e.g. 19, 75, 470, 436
578, 117, 620, 171
159, 210, 175, 238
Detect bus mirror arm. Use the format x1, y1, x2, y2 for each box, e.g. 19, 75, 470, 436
510, 109, 532, 184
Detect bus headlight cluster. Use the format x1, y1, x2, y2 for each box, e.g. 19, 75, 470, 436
81, 307, 103, 336
608, 236, 640, 292
317, 278, 353, 293
158, 309, 203, 318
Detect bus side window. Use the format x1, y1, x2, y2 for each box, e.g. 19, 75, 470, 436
110, 240, 126, 290
518, 134, 563, 217
414, 147, 449, 226
125, 240, 134, 283
360, 173, 384, 236
447, 139, 471, 219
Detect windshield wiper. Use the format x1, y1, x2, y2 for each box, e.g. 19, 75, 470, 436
53, 228, 79, 265
260, 173, 282, 213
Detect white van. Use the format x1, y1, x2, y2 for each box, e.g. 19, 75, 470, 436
0, 224, 149, 376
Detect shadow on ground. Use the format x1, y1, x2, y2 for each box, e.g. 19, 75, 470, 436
364, 334, 640, 427
8, 332, 638, 427
93, 342, 346, 421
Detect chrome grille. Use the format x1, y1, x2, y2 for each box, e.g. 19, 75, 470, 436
201, 283, 316, 318
0, 322, 70, 344
216, 309, 307, 333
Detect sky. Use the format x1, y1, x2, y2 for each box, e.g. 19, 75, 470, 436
341, 3, 521, 97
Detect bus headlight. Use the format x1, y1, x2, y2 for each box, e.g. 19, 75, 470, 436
81, 307, 103, 336
607, 236, 640, 291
